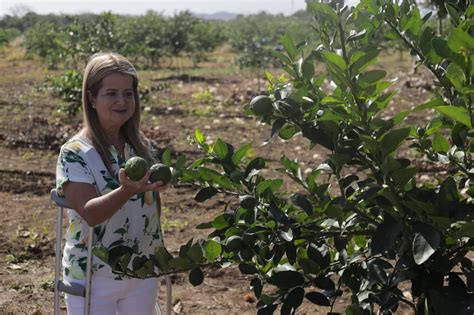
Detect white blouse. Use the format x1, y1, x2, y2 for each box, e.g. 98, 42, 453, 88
56, 134, 162, 280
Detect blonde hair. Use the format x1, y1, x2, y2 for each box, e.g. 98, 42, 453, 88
80, 52, 152, 177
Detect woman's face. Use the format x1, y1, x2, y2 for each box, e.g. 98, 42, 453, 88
91, 73, 136, 133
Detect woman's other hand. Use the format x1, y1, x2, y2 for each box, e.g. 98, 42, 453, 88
119, 169, 167, 196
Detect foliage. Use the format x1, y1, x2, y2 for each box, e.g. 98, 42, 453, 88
228, 13, 289, 71
186, 20, 227, 67
23, 22, 66, 68
115, 11, 168, 68
22, 10, 226, 70
23, 13, 119, 69
0, 28, 20, 49
45, 70, 83, 117
95, 1, 474, 314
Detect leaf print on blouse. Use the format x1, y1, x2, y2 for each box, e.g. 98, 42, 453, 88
68, 220, 81, 241
142, 211, 162, 242
131, 192, 146, 207
66, 265, 85, 280
100, 170, 120, 193
94, 224, 106, 243
63, 140, 82, 153
62, 149, 87, 168
109, 145, 127, 166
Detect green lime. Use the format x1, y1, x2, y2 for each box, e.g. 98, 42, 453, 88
225, 235, 243, 252
149, 163, 172, 184
250, 95, 273, 116
124, 157, 149, 181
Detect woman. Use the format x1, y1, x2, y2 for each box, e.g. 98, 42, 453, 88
56, 52, 166, 314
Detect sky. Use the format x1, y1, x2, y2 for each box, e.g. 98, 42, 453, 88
1, 0, 359, 17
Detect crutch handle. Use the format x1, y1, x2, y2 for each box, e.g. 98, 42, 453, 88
51, 189, 70, 209
57, 280, 86, 297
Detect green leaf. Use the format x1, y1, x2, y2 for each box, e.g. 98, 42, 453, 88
154, 246, 173, 271
268, 271, 305, 289
291, 193, 313, 215
239, 263, 259, 274
245, 157, 266, 176
185, 243, 204, 263
457, 222, 474, 238
350, 49, 379, 75
189, 267, 204, 286
413, 98, 446, 111
391, 167, 416, 187
211, 214, 228, 230
257, 179, 284, 194
307, 2, 339, 23
301, 57, 315, 80
381, 127, 411, 156
284, 287, 305, 309
161, 148, 172, 166
314, 275, 335, 291
353, 235, 367, 248
203, 240, 222, 262
305, 292, 330, 306
448, 28, 474, 52
195, 129, 204, 144
175, 155, 187, 170
436, 106, 472, 128
347, 30, 366, 42
321, 95, 345, 105
359, 70, 386, 87
432, 133, 450, 153
445, 3, 460, 25
213, 138, 228, 160
272, 51, 292, 65
232, 142, 252, 166
278, 125, 300, 140
194, 186, 218, 202
92, 245, 109, 263
257, 304, 277, 315
446, 62, 466, 90
412, 225, 441, 265
402, 6, 422, 36
281, 32, 298, 60
371, 214, 402, 255
320, 51, 347, 71
168, 257, 192, 270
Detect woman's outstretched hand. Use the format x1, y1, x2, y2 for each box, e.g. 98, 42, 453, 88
119, 169, 167, 197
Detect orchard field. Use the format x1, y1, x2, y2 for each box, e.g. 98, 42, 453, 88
0, 1, 473, 314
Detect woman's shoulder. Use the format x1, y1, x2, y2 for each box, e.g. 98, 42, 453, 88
60, 133, 94, 154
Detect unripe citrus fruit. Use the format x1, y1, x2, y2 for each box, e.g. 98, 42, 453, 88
225, 235, 243, 251
125, 157, 149, 181
250, 95, 273, 116
149, 163, 172, 184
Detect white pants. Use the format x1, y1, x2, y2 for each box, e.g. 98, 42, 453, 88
64, 275, 158, 315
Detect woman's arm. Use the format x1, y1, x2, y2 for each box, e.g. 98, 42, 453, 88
63, 169, 165, 227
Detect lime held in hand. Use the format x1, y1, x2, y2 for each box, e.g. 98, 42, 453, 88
124, 157, 149, 181
149, 163, 172, 185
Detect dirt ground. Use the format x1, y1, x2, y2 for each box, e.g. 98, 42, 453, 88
0, 46, 438, 314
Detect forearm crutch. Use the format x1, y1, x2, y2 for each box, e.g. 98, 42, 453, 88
155, 194, 172, 315
51, 188, 94, 315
